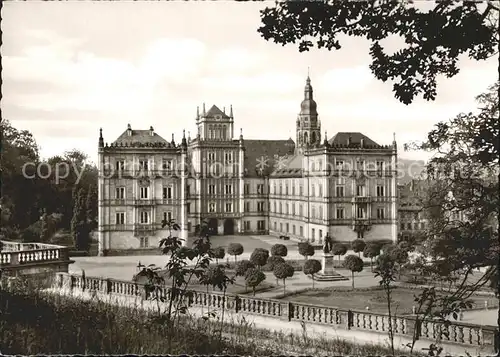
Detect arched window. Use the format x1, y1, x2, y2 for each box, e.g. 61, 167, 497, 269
303, 132, 309, 145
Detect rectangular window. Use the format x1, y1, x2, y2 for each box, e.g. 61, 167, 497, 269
319, 206, 323, 220
273, 202, 276, 213
187, 203, 191, 214
115, 212, 125, 225
140, 187, 149, 199
163, 186, 172, 199
225, 203, 232, 212
376, 161, 384, 172
311, 184, 315, 197
299, 185, 303, 196
336, 186, 345, 197
319, 229, 323, 241
318, 184, 323, 197
245, 201, 250, 212
280, 223, 283, 232
140, 211, 149, 224
377, 185, 385, 197
209, 203, 216, 213
312, 206, 316, 219
257, 202, 265, 212
357, 206, 365, 219
279, 202, 282, 214
356, 185, 365, 196
224, 152, 233, 163
139, 160, 149, 171
377, 208, 385, 219
140, 237, 149, 248
285, 203, 289, 215
274, 222, 277, 231
257, 220, 265, 230
209, 184, 216, 195
208, 152, 215, 161
336, 208, 344, 219
299, 204, 303, 216
292, 185, 296, 196
225, 184, 232, 195
400, 222, 405, 230
257, 184, 264, 194
286, 223, 289, 233
299, 226, 304, 237
115, 160, 125, 171
115, 187, 125, 199
279, 184, 283, 195
292, 204, 296, 216
311, 228, 315, 242
285, 184, 289, 195
163, 211, 173, 223
293, 225, 296, 235
244, 221, 251, 230
244, 184, 250, 194
162, 159, 172, 170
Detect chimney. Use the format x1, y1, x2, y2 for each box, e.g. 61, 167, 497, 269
360, 138, 364, 148
127, 124, 132, 137
223, 106, 226, 114
149, 126, 154, 136
347, 135, 352, 146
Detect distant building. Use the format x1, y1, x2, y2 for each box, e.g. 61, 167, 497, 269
97, 75, 398, 255
397, 179, 428, 241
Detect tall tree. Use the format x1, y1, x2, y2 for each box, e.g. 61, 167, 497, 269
404, 82, 499, 349
71, 187, 90, 251
1, 120, 42, 230
258, 2, 499, 104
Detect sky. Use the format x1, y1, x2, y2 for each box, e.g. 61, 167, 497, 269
2, 2, 497, 164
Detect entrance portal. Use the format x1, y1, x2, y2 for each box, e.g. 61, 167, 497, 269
207, 218, 218, 235
223, 219, 235, 235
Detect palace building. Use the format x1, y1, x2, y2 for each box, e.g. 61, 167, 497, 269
97, 75, 398, 255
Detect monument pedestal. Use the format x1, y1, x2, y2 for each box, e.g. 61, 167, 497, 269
312, 253, 349, 282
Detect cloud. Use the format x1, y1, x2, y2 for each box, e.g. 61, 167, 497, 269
318, 66, 373, 93
199, 72, 303, 95
209, 47, 265, 73
3, 35, 207, 113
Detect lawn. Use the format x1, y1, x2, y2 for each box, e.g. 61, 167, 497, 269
279, 287, 498, 315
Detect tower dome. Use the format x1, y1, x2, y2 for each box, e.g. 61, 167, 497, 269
300, 76, 318, 115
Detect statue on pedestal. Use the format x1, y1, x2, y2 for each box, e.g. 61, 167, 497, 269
323, 233, 333, 254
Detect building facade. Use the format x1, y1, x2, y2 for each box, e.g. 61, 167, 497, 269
98, 76, 398, 255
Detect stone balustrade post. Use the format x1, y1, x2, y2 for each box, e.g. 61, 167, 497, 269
106, 279, 112, 294
235, 295, 241, 313
347, 310, 354, 330
287, 302, 294, 322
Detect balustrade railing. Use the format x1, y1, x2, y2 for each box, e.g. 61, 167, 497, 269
54, 273, 496, 350
0, 241, 69, 267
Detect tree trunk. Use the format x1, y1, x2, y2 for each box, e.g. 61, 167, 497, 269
351, 271, 355, 290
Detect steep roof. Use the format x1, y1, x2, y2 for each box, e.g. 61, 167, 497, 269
205, 105, 230, 119
113, 129, 170, 145
243, 139, 295, 177
328, 132, 380, 147
270, 154, 304, 177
